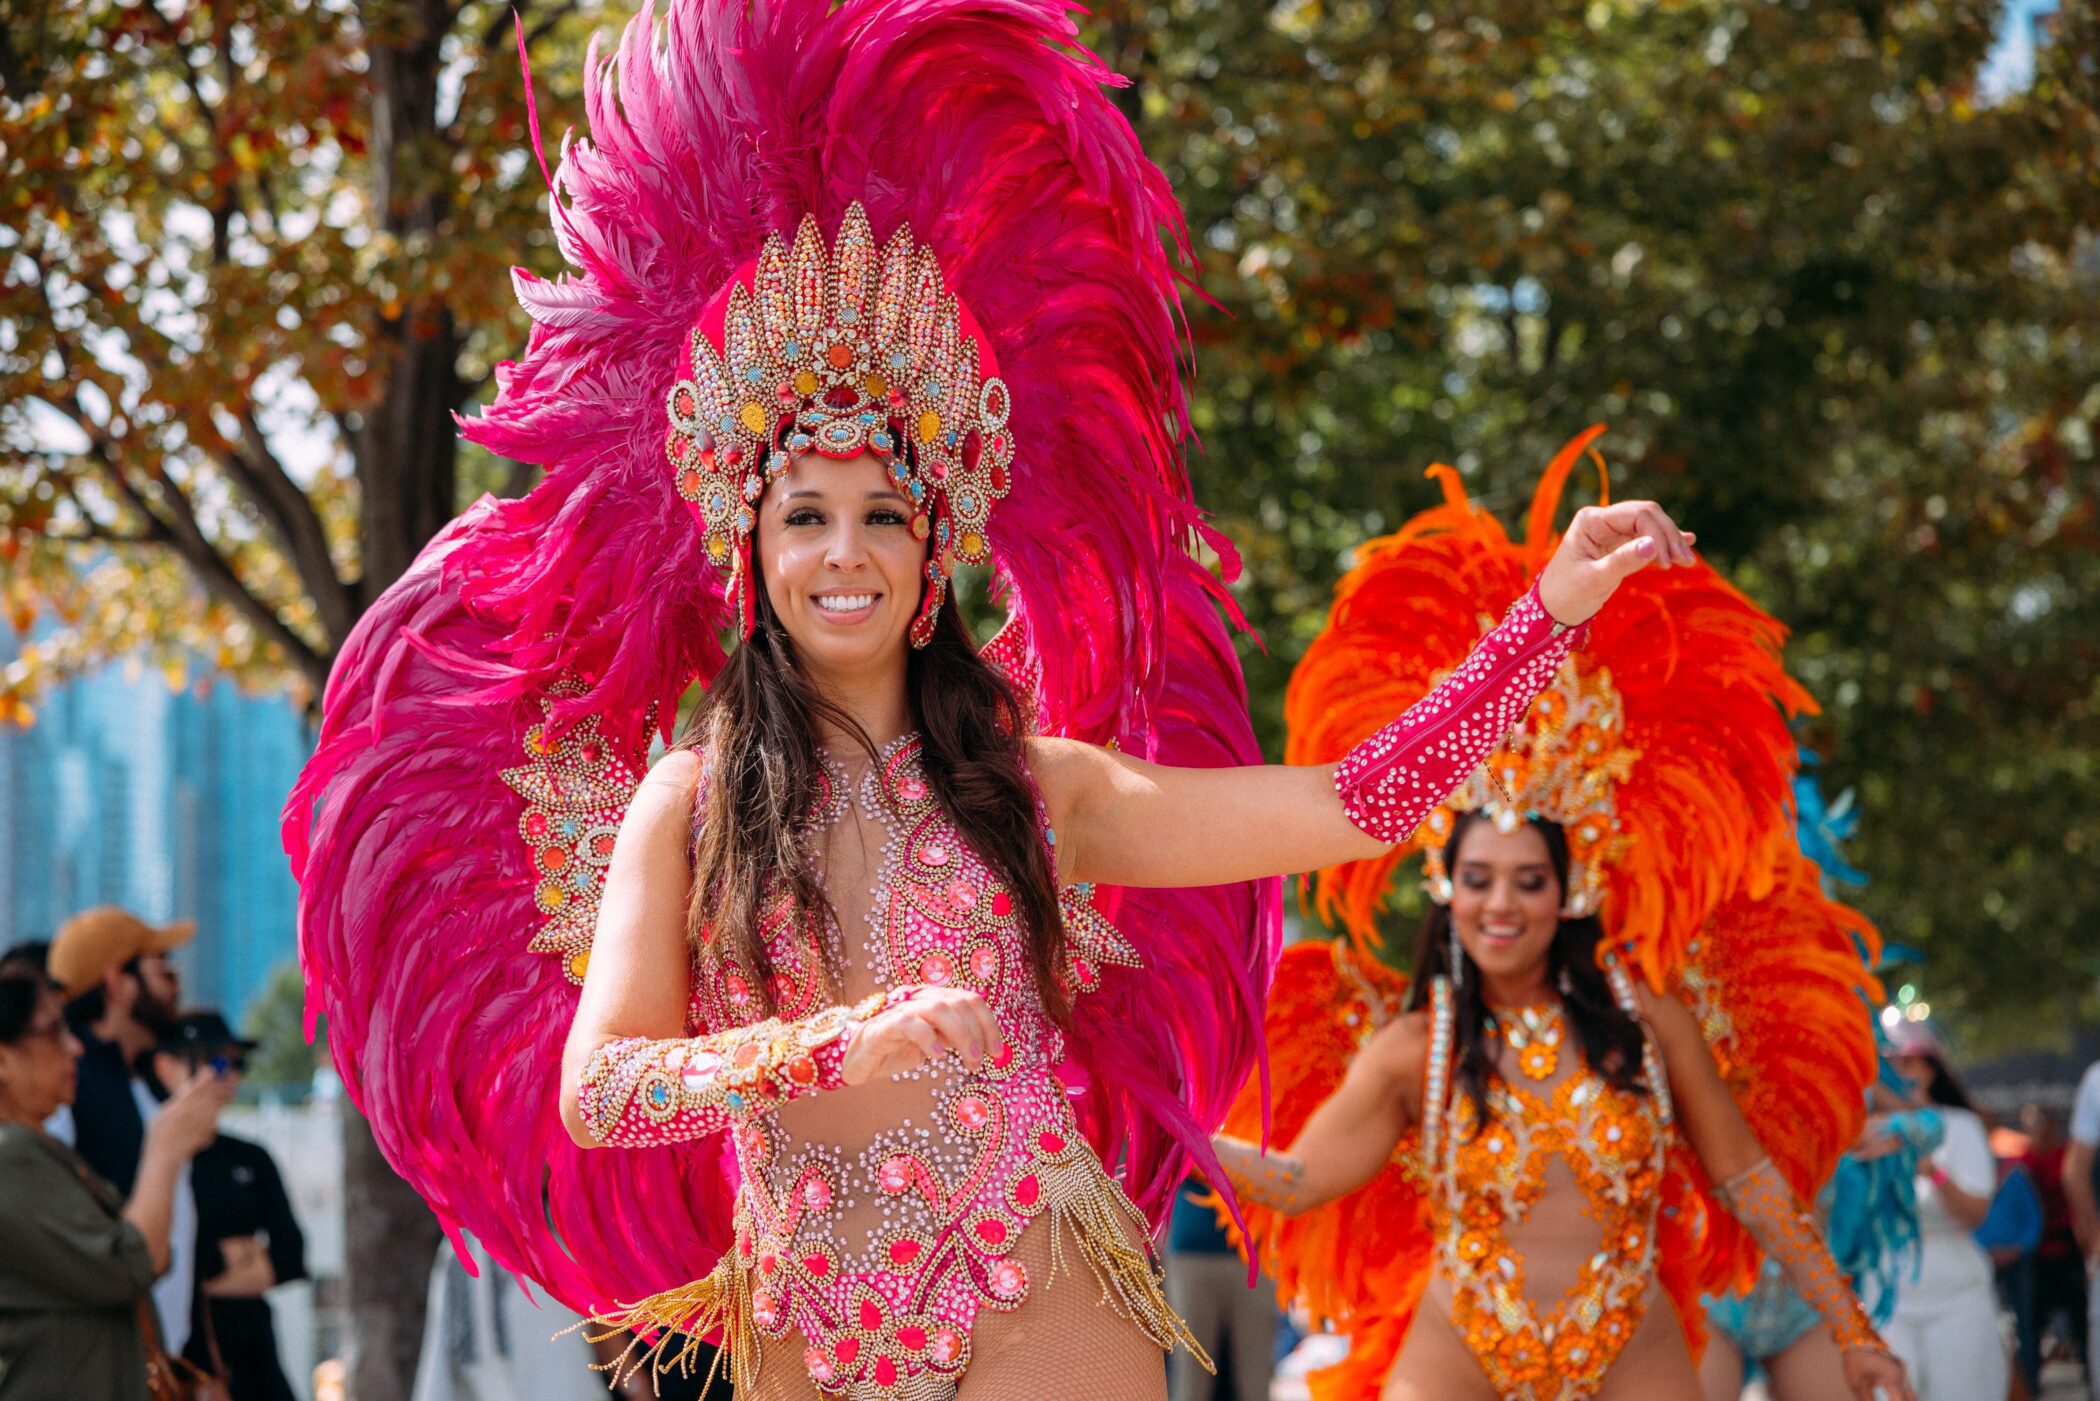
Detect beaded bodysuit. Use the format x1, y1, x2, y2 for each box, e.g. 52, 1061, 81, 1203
576, 735, 1171, 1399
1417, 972, 1673, 1401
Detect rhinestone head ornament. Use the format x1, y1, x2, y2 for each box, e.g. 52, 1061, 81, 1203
663, 204, 1015, 647
1421, 651, 1637, 920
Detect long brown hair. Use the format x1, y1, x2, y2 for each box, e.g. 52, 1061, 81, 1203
678, 566, 1069, 1024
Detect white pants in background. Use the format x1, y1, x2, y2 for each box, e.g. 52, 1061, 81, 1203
1884, 1294, 2010, 1401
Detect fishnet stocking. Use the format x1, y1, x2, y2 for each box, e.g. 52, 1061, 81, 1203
959, 1214, 1171, 1401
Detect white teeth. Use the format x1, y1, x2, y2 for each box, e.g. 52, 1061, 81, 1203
815, 594, 876, 612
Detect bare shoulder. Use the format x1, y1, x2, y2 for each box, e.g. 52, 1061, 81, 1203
1360, 1008, 1431, 1105
1631, 979, 1695, 1029
622, 747, 703, 834
647, 746, 704, 793
1630, 979, 1707, 1062
1023, 734, 1100, 786
1021, 734, 1114, 813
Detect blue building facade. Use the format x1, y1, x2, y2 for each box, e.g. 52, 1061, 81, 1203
0, 657, 311, 1029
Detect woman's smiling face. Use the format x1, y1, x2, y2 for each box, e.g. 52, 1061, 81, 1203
1448, 818, 1564, 989
755, 451, 926, 675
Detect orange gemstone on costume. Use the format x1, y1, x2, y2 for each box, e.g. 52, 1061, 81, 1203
959, 530, 984, 557
826, 341, 854, 369
679, 468, 703, 496
739, 402, 768, 434
793, 368, 820, 396
917, 409, 941, 443
567, 951, 590, 980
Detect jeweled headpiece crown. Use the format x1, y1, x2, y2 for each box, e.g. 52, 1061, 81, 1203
663, 204, 1014, 645
1421, 651, 1637, 918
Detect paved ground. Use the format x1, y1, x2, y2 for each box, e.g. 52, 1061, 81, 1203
1741, 1359, 2091, 1400
1273, 1344, 2094, 1399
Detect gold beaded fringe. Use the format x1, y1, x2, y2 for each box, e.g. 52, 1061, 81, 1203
569, 1252, 756, 1394
570, 1143, 1211, 1391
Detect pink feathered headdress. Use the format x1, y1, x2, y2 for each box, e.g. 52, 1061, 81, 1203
284, 0, 1279, 1320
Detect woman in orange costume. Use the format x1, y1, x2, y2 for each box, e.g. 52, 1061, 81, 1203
1212, 430, 1915, 1401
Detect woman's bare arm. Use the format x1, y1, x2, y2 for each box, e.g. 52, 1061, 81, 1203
1211, 1013, 1426, 1216
1034, 500, 1695, 891
1640, 986, 1911, 1399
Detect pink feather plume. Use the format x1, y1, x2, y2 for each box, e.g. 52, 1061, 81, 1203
287, 0, 1278, 1319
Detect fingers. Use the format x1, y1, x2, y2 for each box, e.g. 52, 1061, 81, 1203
850, 990, 1005, 1082
919, 992, 1001, 1069
1582, 501, 1695, 568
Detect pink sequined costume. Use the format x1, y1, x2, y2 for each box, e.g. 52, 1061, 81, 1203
279, 0, 1586, 1396
572, 589, 1581, 1394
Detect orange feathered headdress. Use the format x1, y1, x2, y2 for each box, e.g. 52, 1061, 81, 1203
1284, 426, 1815, 988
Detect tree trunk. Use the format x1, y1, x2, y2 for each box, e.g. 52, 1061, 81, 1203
337, 4, 472, 1396
339, 1104, 444, 1400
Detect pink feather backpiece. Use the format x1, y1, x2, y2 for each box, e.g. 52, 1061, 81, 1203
285, 0, 1279, 1317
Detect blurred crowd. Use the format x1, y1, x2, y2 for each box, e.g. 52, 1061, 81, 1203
1, 907, 306, 1400
5, 911, 2099, 1401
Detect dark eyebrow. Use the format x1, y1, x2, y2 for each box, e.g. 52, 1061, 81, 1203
1455, 860, 1555, 872
780, 488, 911, 503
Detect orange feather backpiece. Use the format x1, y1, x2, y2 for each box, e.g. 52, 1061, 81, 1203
1235, 432, 1882, 1398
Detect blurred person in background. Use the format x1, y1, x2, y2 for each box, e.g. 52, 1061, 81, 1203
48, 905, 205, 1355
152, 1011, 308, 1401
1163, 1173, 1275, 1401
2012, 1105, 2084, 1394
49, 906, 193, 1190
0, 941, 50, 974
409, 1232, 607, 1401
1884, 1025, 2011, 1401
1977, 1133, 2043, 1400
0, 965, 230, 1399
2065, 1056, 2100, 1393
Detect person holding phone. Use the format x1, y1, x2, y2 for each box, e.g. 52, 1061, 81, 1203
152, 1012, 308, 1401
0, 966, 230, 1399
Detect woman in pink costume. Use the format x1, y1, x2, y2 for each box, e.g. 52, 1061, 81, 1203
285, 2, 1691, 1397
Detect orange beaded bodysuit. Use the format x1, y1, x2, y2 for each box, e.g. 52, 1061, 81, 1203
1409, 972, 1675, 1400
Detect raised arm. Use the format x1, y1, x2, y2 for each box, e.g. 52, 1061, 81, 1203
1211, 1012, 1426, 1216
560, 750, 1002, 1149
1039, 501, 1695, 891
1638, 989, 1915, 1401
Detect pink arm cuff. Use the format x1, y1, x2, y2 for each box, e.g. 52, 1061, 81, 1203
1333, 581, 1587, 844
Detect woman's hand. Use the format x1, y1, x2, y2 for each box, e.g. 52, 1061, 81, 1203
841, 987, 1002, 1085
1842, 1345, 1916, 1401
145, 1067, 232, 1161
1848, 1113, 1902, 1162
202, 1235, 278, 1298
1537, 500, 1696, 626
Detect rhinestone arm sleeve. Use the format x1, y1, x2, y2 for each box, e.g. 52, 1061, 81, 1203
1211, 1135, 1312, 1215
1718, 1157, 1891, 1356
576, 989, 897, 1147
1333, 582, 1589, 843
